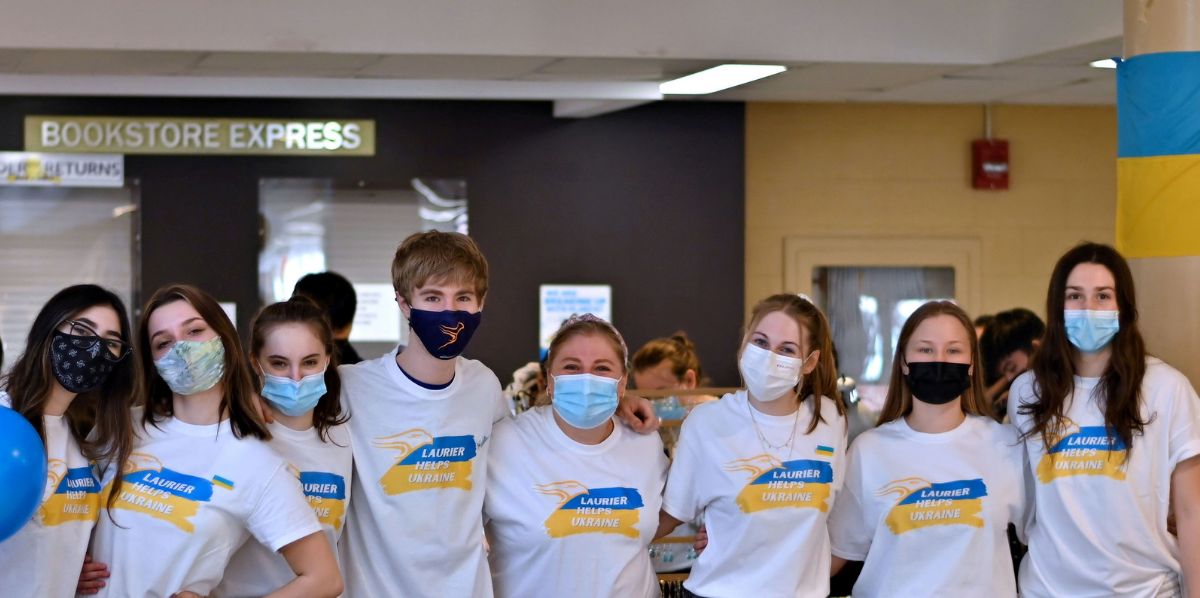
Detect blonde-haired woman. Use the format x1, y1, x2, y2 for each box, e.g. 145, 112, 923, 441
484, 314, 668, 598
658, 293, 848, 598
827, 300, 1029, 598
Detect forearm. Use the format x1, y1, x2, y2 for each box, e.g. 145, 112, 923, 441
269, 532, 344, 598
1180, 511, 1200, 597
831, 555, 848, 576
654, 510, 684, 540
265, 574, 343, 598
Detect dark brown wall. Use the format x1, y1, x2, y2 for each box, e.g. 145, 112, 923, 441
0, 97, 745, 386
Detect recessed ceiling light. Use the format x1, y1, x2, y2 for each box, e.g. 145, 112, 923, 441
1089, 59, 1118, 69
660, 64, 787, 95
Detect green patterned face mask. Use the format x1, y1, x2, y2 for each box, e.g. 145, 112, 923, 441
153, 336, 226, 395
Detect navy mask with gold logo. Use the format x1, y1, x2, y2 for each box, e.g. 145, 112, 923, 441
408, 308, 483, 360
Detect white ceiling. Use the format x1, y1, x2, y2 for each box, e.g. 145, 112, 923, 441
0, 0, 1125, 108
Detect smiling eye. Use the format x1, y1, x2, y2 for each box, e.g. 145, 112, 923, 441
1098, 293, 1112, 301
753, 338, 767, 347
270, 360, 287, 368
425, 296, 439, 303
779, 347, 796, 355
1067, 293, 1082, 301
920, 347, 933, 353
156, 340, 171, 350
303, 359, 319, 367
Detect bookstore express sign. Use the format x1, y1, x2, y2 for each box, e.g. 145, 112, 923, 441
24, 116, 375, 156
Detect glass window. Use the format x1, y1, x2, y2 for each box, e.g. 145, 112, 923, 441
258, 177, 467, 360
0, 185, 139, 372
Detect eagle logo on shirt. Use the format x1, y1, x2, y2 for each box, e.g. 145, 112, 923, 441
104, 453, 215, 533
534, 481, 643, 539
372, 429, 477, 495
1034, 418, 1128, 483
724, 455, 833, 514
38, 459, 102, 526
877, 477, 988, 534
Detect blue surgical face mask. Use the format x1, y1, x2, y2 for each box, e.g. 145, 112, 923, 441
407, 308, 483, 360
261, 370, 328, 417
551, 373, 621, 430
1064, 310, 1120, 354
153, 336, 226, 395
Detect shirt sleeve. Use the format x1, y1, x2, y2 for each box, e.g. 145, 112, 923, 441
247, 462, 324, 552
661, 421, 703, 522
492, 385, 512, 424
1166, 371, 1200, 468
827, 442, 871, 561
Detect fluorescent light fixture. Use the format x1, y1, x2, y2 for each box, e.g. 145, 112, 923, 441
660, 64, 787, 95
1090, 58, 1118, 69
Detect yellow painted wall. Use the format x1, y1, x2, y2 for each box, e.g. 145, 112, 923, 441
745, 102, 1118, 320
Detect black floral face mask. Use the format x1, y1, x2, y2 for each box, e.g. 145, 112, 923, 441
50, 330, 115, 394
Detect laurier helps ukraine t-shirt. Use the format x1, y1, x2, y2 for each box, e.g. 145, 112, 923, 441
484, 405, 669, 598
1009, 357, 1200, 598
86, 409, 322, 598
662, 391, 847, 598
827, 414, 1030, 598
213, 421, 354, 598
339, 348, 510, 598
0, 393, 102, 598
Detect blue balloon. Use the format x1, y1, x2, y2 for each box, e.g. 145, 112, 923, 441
0, 406, 47, 543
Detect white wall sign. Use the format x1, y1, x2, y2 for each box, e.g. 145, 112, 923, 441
0, 152, 123, 187
539, 284, 612, 353
350, 283, 405, 344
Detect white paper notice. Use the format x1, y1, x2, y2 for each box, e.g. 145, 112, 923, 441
539, 285, 612, 352
218, 302, 237, 329
350, 283, 403, 343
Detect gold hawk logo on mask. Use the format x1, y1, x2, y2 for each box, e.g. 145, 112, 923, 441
438, 322, 466, 350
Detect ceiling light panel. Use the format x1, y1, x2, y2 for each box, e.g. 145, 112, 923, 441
660, 64, 786, 95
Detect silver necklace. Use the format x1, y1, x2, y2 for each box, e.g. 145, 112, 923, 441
747, 391, 803, 461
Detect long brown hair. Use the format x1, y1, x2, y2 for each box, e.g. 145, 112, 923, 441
632, 332, 708, 386
740, 294, 844, 433
535, 314, 628, 407
1019, 242, 1148, 453
138, 285, 269, 440
0, 284, 139, 511
877, 301, 992, 425
249, 296, 348, 442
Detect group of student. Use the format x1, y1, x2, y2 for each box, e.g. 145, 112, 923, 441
0, 232, 1196, 598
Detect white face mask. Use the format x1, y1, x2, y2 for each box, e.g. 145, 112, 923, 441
739, 343, 806, 402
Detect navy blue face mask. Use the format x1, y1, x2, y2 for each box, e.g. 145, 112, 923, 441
407, 308, 483, 360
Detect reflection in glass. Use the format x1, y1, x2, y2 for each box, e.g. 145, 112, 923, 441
0, 186, 137, 372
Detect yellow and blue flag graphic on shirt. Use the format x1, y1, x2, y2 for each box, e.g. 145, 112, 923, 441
1117, 52, 1200, 258
372, 429, 476, 495
300, 471, 347, 530
104, 453, 215, 533
39, 459, 102, 526
534, 481, 643, 539
725, 455, 834, 514
1035, 419, 1127, 483
878, 478, 988, 534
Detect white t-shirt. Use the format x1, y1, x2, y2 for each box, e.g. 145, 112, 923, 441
1008, 357, 1200, 598
339, 349, 510, 598
484, 405, 669, 598
662, 390, 847, 598
87, 411, 322, 598
213, 421, 354, 598
827, 414, 1030, 598
0, 392, 102, 598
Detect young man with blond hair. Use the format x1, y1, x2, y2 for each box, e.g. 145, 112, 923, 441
339, 231, 657, 597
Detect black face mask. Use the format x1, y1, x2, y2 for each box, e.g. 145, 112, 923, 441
50, 330, 115, 394
904, 361, 971, 405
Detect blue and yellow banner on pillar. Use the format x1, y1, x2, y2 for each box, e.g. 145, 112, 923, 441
1117, 52, 1200, 258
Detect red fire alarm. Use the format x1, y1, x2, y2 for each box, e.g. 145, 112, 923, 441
972, 139, 1009, 190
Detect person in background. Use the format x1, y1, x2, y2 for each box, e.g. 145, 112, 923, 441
657, 293, 847, 598
485, 314, 668, 598
1009, 242, 1200, 598
828, 300, 1029, 598
87, 284, 342, 598
980, 308, 1045, 420
974, 314, 995, 340
0, 285, 138, 598
294, 272, 362, 365
632, 332, 717, 407
213, 295, 353, 598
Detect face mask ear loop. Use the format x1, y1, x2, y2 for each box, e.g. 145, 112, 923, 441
793, 350, 816, 394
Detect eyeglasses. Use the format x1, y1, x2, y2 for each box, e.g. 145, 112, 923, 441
60, 320, 132, 362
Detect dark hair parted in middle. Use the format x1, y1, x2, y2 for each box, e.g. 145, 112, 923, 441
137, 284, 269, 440
1019, 242, 1149, 457
250, 295, 348, 442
